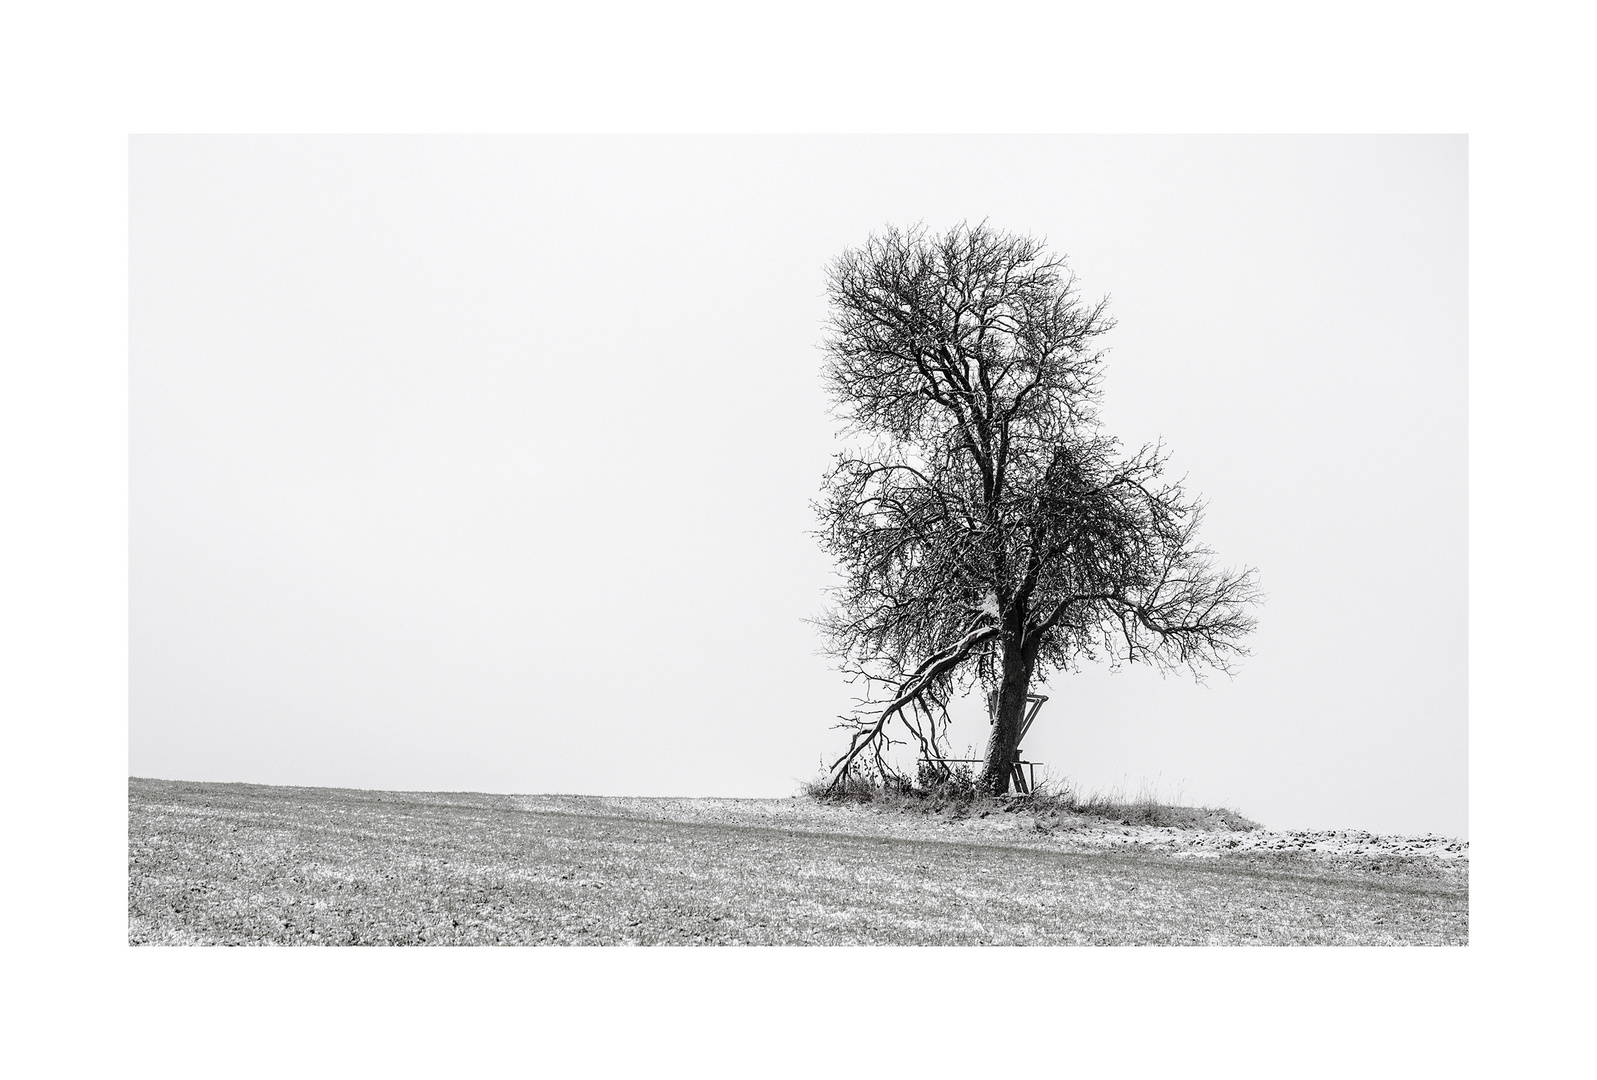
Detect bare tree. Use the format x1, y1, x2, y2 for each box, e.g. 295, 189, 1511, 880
815, 222, 1260, 795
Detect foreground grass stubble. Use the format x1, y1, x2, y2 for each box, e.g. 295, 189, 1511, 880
129, 778, 1466, 946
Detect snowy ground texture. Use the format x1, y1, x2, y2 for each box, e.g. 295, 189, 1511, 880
128, 778, 1467, 946
560, 793, 1470, 861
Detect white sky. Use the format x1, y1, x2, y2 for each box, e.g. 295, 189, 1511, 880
130, 135, 1465, 835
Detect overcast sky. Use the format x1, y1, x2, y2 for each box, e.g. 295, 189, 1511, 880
130, 135, 1465, 836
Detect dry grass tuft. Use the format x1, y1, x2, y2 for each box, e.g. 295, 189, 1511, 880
803, 769, 1260, 831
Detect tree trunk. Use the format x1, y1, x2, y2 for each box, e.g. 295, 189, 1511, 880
977, 633, 1036, 795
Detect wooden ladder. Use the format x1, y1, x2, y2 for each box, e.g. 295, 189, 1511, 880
1008, 693, 1048, 795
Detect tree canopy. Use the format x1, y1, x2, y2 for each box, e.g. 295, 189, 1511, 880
814, 222, 1260, 793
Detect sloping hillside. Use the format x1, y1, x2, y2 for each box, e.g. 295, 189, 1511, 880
128, 778, 1467, 946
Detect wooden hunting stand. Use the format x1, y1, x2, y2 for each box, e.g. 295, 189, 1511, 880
920, 693, 1048, 796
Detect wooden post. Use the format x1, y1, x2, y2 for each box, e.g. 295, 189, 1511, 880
1017, 694, 1048, 749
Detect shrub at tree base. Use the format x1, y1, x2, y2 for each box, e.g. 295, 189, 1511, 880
802, 766, 1259, 832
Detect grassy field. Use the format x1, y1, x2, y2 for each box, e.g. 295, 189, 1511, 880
128, 777, 1467, 946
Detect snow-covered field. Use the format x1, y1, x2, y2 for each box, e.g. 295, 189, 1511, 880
129, 778, 1467, 946
509, 791, 1468, 861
